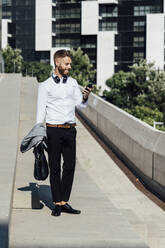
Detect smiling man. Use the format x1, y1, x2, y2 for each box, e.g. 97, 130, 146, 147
36, 49, 91, 216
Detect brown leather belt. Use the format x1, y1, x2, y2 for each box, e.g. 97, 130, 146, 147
46, 123, 76, 128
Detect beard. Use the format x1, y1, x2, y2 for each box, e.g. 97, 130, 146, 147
58, 65, 69, 76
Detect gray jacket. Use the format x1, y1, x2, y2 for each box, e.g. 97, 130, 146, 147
20, 123, 47, 153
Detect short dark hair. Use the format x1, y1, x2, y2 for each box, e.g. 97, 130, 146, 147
54, 49, 72, 65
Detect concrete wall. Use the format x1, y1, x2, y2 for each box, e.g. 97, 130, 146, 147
146, 14, 164, 69
97, 31, 115, 91
81, 1, 98, 35
35, 0, 51, 51
77, 92, 165, 199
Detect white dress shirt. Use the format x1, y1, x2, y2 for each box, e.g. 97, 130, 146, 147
36, 75, 87, 124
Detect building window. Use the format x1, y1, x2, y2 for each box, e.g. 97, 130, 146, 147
16, 38, 34, 49
53, 38, 80, 48
16, 9, 32, 20
54, 23, 80, 33
133, 52, 144, 62
16, 23, 33, 35
81, 43, 96, 48
133, 36, 144, 47
134, 5, 161, 16
2, 0, 11, 6
55, 8, 80, 19
99, 21, 117, 31
16, 0, 33, 5
99, 5, 118, 17
2, 11, 11, 18
133, 21, 145, 32
56, 0, 80, 3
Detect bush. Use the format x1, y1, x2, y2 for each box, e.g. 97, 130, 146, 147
124, 106, 165, 131
22, 61, 53, 82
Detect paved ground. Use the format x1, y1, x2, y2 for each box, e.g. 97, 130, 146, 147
8, 75, 165, 248
0, 74, 22, 248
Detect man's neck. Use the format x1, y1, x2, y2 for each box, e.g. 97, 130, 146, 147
54, 69, 62, 78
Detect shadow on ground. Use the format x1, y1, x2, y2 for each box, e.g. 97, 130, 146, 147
0, 221, 8, 248
18, 183, 54, 210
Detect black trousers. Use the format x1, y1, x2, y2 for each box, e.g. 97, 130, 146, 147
46, 127, 77, 203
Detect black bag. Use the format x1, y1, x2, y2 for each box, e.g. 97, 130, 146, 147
33, 143, 49, 181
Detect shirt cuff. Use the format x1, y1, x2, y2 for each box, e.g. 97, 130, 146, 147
82, 96, 88, 103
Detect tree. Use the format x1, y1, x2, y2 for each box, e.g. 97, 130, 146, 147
22, 61, 53, 82
103, 60, 165, 129
70, 47, 96, 85
2, 45, 23, 73
103, 70, 133, 108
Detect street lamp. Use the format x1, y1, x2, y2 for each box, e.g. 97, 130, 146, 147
13, 60, 16, 73
153, 121, 163, 129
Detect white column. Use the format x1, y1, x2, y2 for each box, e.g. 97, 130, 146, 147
35, 0, 52, 51
146, 14, 164, 69
98, 0, 118, 3
97, 31, 115, 92
163, 0, 165, 13
1, 19, 11, 49
81, 1, 98, 35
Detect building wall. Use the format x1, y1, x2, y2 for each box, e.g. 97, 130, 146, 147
81, 1, 98, 35
146, 13, 164, 69
1, 0, 165, 89
97, 31, 115, 91
1, 19, 9, 49
35, 0, 51, 51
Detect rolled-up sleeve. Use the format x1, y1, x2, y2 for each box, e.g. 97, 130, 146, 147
36, 83, 48, 124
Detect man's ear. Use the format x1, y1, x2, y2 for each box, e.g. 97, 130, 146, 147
55, 58, 60, 67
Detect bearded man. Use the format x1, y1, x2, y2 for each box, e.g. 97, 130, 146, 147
36, 49, 91, 216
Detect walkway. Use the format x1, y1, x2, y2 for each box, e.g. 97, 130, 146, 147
1, 74, 165, 248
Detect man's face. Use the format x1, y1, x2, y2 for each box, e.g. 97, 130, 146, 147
55, 56, 72, 76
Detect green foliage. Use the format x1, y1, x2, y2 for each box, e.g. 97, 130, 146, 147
103, 60, 165, 130
70, 47, 95, 86
22, 61, 53, 82
104, 71, 132, 108
125, 106, 165, 131
2, 45, 23, 73
69, 48, 100, 94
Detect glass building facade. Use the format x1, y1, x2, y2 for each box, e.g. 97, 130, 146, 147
53, 0, 97, 67
115, 0, 163, 72
11, 0, 36, 60
52, 0, 81, 48
2, 0, 11, 19
53, 0, 163, 72
1, 0, 164, 74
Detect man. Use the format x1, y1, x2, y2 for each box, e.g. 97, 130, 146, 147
36, 49, 91, 216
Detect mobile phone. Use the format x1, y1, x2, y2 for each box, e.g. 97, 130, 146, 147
87, 83, 93, 88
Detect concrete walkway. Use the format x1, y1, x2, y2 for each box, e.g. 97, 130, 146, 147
6, 75, 165, 248
0, 74, 22, 248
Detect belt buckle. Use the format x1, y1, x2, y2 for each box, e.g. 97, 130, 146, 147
64, 123, 70, 128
